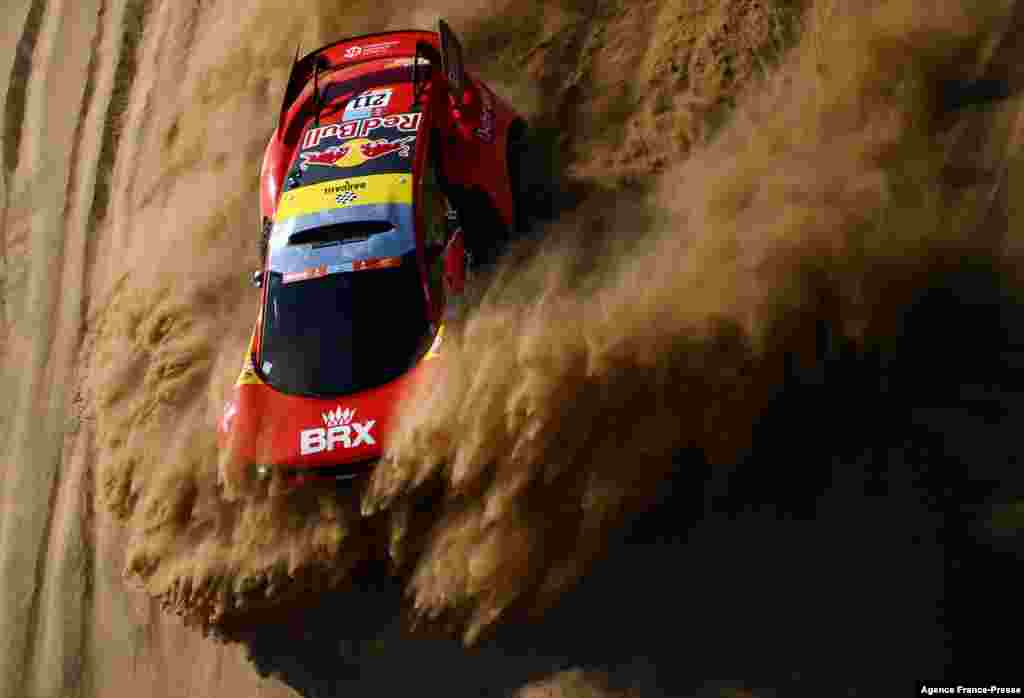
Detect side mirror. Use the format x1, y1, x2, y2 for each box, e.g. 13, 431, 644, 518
439, 20, 466, 107
251, 270, 264, 288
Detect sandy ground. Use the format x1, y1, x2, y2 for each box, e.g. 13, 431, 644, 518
0, 0, 300, 695
1, 1, 1022, 697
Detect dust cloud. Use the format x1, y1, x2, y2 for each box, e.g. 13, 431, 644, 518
86, 0, 804, 637
366, 0, 1024, 645
1, 0, 1022, 695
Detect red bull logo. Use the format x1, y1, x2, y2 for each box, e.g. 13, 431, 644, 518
299, 136, 416, 170
302, 112, 422, 150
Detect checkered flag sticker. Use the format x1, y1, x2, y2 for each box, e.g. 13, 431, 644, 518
336, 191, 359, 206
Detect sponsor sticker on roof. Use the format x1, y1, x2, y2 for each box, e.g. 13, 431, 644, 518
341, 40, 400, 61
343, 88, 393, 121
302, 112, 422, 150
275, 173, 412, 223
299, 135, 416, 171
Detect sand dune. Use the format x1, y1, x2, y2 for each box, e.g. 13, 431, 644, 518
1, 1, 1022, 697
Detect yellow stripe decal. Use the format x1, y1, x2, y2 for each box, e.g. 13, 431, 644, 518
275, 174, 413, 223
235, 328, 264, 386
236, 367, 264, 386
424, 324, 445, 361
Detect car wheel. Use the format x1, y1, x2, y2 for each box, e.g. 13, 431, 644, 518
507, 121, 556, 236
454, 188, 507, 275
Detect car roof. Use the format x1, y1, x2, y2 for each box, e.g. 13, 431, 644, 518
279, 30, 440, 125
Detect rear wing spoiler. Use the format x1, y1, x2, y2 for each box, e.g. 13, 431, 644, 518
278, 29, 441, 126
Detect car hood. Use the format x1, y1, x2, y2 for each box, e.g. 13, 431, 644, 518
219, 325, 445, 482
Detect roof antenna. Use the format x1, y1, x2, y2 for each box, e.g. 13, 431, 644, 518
411, 43, 422, 110
313, 56, 324, 127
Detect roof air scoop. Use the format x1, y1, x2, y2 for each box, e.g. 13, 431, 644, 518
288, 220, 395, 246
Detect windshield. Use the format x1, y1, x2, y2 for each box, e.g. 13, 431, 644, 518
257, 252, 429, 397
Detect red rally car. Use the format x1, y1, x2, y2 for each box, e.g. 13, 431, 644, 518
217, 21, 531, 492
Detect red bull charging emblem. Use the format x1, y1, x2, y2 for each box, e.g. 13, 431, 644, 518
299, 135, 416, 170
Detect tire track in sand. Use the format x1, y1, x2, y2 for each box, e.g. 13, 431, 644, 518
0, 0, 103, 696
79, 1, 300, 695
86, 0, 152, 276
20, 0, 125, 694
0, 0, 40, 518
1, 0, 44, 178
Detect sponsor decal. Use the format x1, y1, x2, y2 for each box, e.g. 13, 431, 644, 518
475, 87, 496, 143
323, 181, 367, 194
299, 136, 416, 171
275, 173, 413, 222
302, 112, 422, 149
363, 41, 399, 56
323, 406, 356, 427
324, 257, 402, 274
283, 265, 328, 284
299, 407, 377, 455
343, 88, 392, 121
342, 40, 399, 61
389, 57, 432, 68
274, 258, 401, 285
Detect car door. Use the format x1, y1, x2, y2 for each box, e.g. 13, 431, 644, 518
418, 135, 467, 321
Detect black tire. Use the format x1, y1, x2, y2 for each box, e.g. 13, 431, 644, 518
507, 121, 557, 236
451, 187, 507, 274
442, 122, 556, 278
